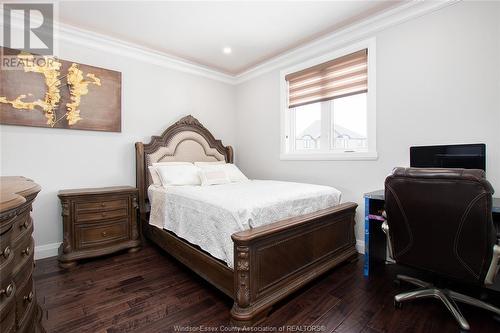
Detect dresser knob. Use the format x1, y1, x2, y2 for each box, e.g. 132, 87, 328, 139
22, 247, 31, 256
101, 203, 105, 207
101, 212, 106, 217
101, 231, 107, 237
2, 246, 11, 259
24, 291, 33, 303
1, 284, 13, 297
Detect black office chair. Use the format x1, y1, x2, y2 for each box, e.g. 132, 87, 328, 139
383, 167, 500, 331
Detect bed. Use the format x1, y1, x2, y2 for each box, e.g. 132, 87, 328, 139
135, 115, 358, 325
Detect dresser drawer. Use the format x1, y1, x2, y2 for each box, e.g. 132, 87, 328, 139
76, 198, 128, 212
15, 276, 35, 329
13, 236, 33, 276
13, 250, 33, 287
0, 227, 13, 268
0, 300, 15, 333
0, 280, 15, 321
10, 211, 32, 244
0, 247, 14, 287
76, 220, 129, 249
76, 208, 128, 223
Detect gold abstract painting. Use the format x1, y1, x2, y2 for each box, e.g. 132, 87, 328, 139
0, 47, 121, 132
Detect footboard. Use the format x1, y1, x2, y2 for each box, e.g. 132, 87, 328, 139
230, 202, 358, 325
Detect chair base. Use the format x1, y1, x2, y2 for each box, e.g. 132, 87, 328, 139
394, 274, 500, 331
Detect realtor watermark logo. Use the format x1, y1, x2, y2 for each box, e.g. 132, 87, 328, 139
1, 2, 57, 70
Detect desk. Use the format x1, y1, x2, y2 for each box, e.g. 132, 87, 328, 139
363, 190, 500, 277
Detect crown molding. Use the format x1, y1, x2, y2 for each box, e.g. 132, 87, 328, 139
2, 9, 236, 84
2, 1, 459, 86
56, 23, 237, 84
234, 0, 459, 84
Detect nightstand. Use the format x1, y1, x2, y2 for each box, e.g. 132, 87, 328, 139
57, 186, 140, 268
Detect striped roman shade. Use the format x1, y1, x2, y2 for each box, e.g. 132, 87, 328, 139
285, 49, 368, 108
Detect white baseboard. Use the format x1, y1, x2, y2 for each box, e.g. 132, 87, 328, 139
34, 239, 366, 260
356, 239, 365, 254
34, 242, 61, 260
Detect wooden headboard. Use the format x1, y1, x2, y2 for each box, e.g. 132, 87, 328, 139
135, 115, 233, 217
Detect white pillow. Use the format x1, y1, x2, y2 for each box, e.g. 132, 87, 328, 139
194, 161, 226, 166
224, 164, 249, 182
198, 163, 249, 183
150, 162, 193, 186
199, 167, 231, 186
148, 166, 162, 186
155, 164, 201, 186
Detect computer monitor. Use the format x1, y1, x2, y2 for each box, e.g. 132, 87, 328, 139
410, 143, 486, 171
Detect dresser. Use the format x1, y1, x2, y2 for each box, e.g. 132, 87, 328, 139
57, 186, 140, 268
0, 176, 43, 333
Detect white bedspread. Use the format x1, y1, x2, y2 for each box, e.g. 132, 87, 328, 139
148, 180, 342, 268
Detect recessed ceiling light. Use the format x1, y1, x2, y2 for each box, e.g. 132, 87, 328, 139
223, 47, 232, 54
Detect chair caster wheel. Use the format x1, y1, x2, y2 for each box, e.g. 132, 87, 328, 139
394, 300, 402, 309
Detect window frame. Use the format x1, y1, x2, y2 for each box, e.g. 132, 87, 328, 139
280, 38, 377, 161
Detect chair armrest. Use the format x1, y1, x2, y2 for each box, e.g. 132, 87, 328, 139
485, 244, 500, 285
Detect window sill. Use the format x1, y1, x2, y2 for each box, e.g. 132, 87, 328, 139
280, 151, 378, 161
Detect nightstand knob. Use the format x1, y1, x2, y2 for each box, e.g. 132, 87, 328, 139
101, 203, 105, 207
24, 291, 33, 303
101, 231, 107, 237
101, 212, 106, 217
22, 247, 31, 256
1, 284, 13, 297
2, 246, 11, 259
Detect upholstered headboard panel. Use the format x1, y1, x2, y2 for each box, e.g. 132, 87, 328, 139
145, 130, 226, 186
135, 115, 233, 216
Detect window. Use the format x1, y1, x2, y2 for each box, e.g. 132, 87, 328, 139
281, 39, 376, 160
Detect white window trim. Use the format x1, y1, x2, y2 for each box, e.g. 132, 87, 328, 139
280, 38, 377, 161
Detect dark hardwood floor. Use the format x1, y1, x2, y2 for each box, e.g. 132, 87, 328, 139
34, 243, 500, 333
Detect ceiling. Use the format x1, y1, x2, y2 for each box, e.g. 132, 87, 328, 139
59, 1, 401, 75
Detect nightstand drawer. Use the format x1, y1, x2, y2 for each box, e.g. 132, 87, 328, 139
76, 198, 128, 212
76, 220, 129, 249
76, 208, 128, 223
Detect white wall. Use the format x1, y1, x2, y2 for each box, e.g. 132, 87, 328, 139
2, 1, 499, 259
0, 39, 236, 258
235, 1, 500, 251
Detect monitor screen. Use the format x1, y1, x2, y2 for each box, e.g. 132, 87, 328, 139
410, 144, 486, 171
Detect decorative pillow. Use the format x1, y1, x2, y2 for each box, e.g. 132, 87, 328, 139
198, 166, 231, 186
194, 161, 226, 166
198, 163, 249, 183
155, 164, 201, 186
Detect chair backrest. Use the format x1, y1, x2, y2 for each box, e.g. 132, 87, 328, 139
385, 167, 496, 284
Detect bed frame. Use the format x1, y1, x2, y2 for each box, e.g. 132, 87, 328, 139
135, 115, 358, 325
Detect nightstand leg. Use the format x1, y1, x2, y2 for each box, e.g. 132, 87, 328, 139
58, 260, 77, 269
128, 246, 141, 253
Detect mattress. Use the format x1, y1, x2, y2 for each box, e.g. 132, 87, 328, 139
148, 180, 342, 268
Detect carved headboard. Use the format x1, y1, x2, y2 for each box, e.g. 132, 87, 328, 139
135, 115, 233, 216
